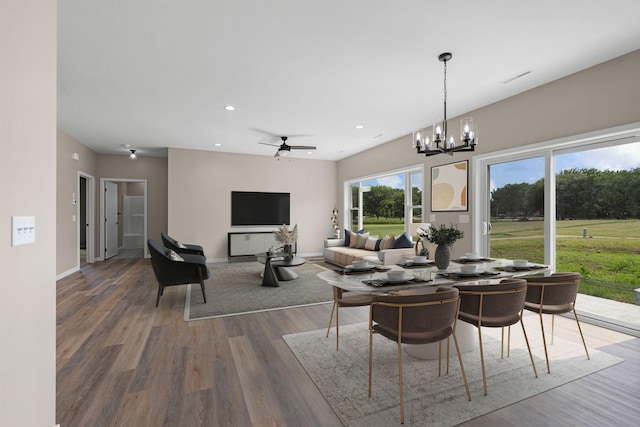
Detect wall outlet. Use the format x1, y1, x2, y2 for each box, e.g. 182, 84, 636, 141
11, 216, 36, 246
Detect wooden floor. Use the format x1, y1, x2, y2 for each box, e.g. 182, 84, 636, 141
57, 258, 640, 426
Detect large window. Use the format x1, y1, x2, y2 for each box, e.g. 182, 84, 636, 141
346, 166, 423, 238
473, 123, 640, 304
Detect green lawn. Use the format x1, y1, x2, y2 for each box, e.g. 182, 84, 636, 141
490, 219, 640, 304
360, 218, 639, 304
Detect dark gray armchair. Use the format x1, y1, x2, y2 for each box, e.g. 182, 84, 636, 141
148, 239, 208, 307
161, 232, 205, 256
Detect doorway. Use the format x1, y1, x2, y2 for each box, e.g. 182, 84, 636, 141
100, 178, 148, 260
79, 172, 95, 266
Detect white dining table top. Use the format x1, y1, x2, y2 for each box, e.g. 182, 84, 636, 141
317, 258, 553, 294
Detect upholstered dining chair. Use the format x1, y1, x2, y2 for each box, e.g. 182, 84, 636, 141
148, 239, 209, 307
368, 287, 471, 424
455, 278, 537, 396
523, 272, 590, 373
161, 232, 205, 256
326, 287, 374, 350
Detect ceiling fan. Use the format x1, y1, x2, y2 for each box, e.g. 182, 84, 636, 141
259, 136, 316, 157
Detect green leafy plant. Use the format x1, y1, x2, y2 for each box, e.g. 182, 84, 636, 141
422, 223, 464, 246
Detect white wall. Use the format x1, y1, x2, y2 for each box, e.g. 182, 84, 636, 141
167, 148, 337, 261
0, 1, 57, 426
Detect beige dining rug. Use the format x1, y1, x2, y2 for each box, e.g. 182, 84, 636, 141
283, 322, 623, 426
185, 261, 334, 320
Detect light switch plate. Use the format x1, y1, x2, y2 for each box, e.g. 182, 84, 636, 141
11, 216, 35, 246
459, 214, 470, 223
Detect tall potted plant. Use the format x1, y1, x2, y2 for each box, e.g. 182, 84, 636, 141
423, 223, 464, 270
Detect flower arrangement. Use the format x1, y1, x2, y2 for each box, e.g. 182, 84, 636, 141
274, 223, 298, 245
421, 223, 464, 246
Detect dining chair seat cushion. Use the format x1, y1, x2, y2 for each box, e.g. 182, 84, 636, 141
524, 301, 574, 315
457, 311, 521, 328
373, 324, 452, 345
339, 293, 375, 307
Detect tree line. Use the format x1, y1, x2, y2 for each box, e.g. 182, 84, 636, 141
491, 168, 640, 219
353, 186, 422, 219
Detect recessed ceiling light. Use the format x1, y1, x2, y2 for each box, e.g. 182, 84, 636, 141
355, 124, 364, 129
224, 105, 236, 111
214, 143, 222, 147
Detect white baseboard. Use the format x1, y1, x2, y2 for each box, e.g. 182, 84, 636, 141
56, 267, 79, 281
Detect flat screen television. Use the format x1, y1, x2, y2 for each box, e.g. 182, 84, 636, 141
231, 191, 290, 226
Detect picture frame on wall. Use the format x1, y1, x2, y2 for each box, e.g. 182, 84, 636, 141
431, 160, 468, 212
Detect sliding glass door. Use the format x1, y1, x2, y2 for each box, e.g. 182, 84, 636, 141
488, 156, 545, 264
473, 124, 640, 304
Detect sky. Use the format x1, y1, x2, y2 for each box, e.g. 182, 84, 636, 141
360, 141, 640, 191
490, 141, 640, 191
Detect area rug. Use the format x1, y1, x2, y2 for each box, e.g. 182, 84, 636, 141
283, 322, 623, 426
185, 261, 333, 320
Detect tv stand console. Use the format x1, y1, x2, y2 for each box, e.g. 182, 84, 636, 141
228, 231, 280, 259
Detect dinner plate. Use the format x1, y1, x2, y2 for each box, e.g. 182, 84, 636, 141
407, 260, 434, 266
386, 275, 413, 284
460, 256, 485, 262
510, 263, 536, 270
347, 264, 372, 271
456, 269, 485, 277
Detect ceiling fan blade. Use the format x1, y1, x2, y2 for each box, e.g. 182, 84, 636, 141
258, 142, 280, 147
290, 145, 316, 150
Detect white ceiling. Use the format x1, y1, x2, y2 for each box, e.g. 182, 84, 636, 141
57, 0, 640, 161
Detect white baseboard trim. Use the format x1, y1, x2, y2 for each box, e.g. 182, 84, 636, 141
56, 267, 79, 281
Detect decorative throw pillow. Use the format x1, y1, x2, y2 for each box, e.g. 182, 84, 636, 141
374, 238, 382, 251
392, 232, 413, 249
343, 229, 352, 246
364, 236, 378, 251
349, 230, 360, 248
168, 249, 184, 262
356, 232, 370, 249
379, 235, 393, 250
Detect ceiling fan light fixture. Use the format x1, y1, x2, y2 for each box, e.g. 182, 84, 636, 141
129, 149, 137, 159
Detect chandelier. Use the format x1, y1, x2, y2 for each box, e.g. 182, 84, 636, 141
413, 52, 477, 156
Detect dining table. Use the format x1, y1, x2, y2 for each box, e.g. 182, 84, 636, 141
317, 257, 552, 359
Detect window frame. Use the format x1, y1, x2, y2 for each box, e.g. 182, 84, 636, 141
344, 164, 424, 235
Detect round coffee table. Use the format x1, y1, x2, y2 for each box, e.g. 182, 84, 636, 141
257, 253, 306, 287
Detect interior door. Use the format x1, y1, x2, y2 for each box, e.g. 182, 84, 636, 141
105, 181, 118, 259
